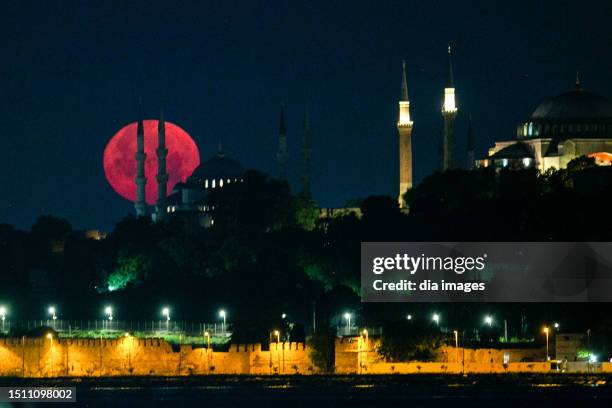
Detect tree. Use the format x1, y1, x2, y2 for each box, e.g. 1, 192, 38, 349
378, 320, 446, 362
106, 254, 150, 291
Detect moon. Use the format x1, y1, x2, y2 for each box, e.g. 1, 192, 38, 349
103, 120, 200, 204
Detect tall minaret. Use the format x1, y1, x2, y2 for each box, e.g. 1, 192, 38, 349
155, 107, 168, 219
397, 60, 414, 208
135, 100, 147, 217
466, 115, 475, 169
277, 105, 288, 180
301, 104, 312, 198
442, 46, 458, 171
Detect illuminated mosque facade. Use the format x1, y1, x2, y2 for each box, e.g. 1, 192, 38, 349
396, 50, 612, 207
130, 48, 612, 221
132, 103, 312, 225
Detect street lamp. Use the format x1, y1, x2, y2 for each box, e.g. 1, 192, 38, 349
554, 322, 560, 330
281, 313, 287, 319
406, 314, 412, 321
0, 306, 7, 332
219, 309, 226, 333
274, 330, 280, 343
162, 307, 170, 331
105, 306, 113, 330
343, 312, 352, 335
48, 306, 57, 330
453, 330, 459, 349
543, 326, 549, 361
484, 315, 493, 327
432, 313, 440, 326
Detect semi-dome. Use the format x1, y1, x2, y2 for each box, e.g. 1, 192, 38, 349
531, 89, 612, 121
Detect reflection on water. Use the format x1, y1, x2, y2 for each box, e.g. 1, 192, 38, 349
1, 375, 611, 407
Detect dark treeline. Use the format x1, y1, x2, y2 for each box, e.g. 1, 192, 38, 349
1, 159, 612, 355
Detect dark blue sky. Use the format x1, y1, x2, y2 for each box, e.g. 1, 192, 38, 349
1, 0, 611, 231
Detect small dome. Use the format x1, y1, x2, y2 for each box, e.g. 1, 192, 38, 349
531, 89, 612, 121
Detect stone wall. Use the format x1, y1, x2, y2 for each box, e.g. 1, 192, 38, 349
0, 338, 316, 378
0, 336, 591, 377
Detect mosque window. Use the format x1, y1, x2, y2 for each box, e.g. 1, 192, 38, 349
528, 122, 533, 136
205, 179, 209, 188
212, 179, 216, 188
522, 158, 532, 167
219, 179, 224, 187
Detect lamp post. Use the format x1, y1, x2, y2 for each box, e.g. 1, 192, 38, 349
361, 329, 369, 373
105, 306, 113, 331
543, 326, 549, 361
219, 309, 226, 333
162, 307, 170, 331
48, 307, 57, 330
343, 312, 352, 336
0, 306, 7, 333
274, 330, 281, 373
406, 314, 412, 321
432, 313, 440, 327
484, 315, 493, 327
553, 322, 560, 330
204, 331, 211, 372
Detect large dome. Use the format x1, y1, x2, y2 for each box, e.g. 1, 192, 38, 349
530, 89, 612, 121
188, 151, 244, 183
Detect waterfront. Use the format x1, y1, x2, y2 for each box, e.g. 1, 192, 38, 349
1, 375, 611, 407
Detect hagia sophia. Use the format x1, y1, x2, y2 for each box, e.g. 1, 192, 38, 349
112, 48, 612, 219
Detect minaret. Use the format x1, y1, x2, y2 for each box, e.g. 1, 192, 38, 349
442, 46, 458, 171
277, 105, 288, 180
397, 60, 414, 208
466, 115, 475, 169
301, 104, 312, 198
155, 107, 168, 219
134, 100, 147, 217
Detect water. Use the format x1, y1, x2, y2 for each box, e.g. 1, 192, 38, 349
2, 375, 611, 407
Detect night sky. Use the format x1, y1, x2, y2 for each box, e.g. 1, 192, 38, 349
1, 1, 611, 231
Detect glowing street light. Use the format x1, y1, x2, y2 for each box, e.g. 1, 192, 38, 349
105, 306, 113, 330
343, 312, 352, 335
0, 306, 7, 332
281, 313, 287, 319
554, 322, 560, 330
406, 314, 412, 321
543, 326, 550, 361
432, 313, 440, 326
484, 315, 493, 327
274, 330, 280, 343
453, 330, 459, 348
219, 309, 227, 333
48, 306, 57, 320
162, 307, 170, 331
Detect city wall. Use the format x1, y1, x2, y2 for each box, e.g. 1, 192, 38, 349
0, 338, 315, 378
0, 337, 607, 377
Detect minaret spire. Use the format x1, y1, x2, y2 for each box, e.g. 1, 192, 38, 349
442, 45, 458, 171
466, 115, 475, 170
575, 71, 582, 90
134, 99, 147, 217
397, 60, 414, 208
400, 60, 409, 101
277, 105, 288, 180
301, 103, 312, 198
155, 106, 168, 220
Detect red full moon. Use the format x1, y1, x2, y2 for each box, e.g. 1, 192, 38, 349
103, 120, 200, 204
